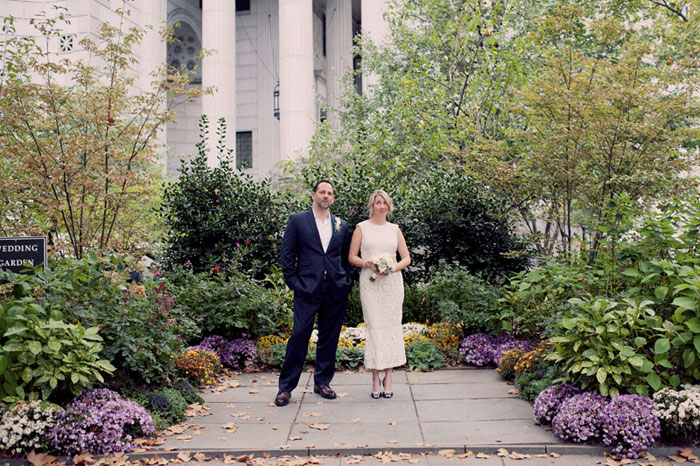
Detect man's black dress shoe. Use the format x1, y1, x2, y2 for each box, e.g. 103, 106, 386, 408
274, 391, 291, 406
314, 384, 337, 399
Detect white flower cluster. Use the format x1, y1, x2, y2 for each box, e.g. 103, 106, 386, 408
341, 326, 366, 345
0, 401, 56, 454
653, 384, 700, 436
401, 323, 427, 337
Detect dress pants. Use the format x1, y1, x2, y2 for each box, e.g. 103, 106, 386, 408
278, 280, 348, 392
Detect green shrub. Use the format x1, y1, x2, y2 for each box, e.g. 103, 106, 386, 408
420, 262, 501, 334
173, 378, 203, 405
159, 117, 287, 277
406, 340, 446, 371
0, 254, 194, 386
497, 261, 595, 339
168, 266, 290, 339
268, 343, 287, 367
344, 286, 364, 327
0, 285, 114, 403
548, 297, 657, 397
515, 359, 563, 401
337, 347, 365, 370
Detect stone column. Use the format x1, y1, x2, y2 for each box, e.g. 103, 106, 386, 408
279, 0, 315, 160
202, 0, 236, 167
361, 0, 389, 96
325, 0, 353, 129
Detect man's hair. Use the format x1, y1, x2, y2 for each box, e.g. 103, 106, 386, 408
313, 180, 335, 192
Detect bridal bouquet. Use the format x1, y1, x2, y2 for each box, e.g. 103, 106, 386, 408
368, 255, 396, 282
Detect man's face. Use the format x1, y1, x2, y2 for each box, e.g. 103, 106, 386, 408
312, 182, 335, 210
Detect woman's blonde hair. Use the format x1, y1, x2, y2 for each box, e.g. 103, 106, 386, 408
367, 189, 394, 217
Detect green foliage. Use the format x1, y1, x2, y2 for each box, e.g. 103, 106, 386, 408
405, 340, 446, 371
344, 286, 364, 327
420, 262, 502, 334
548, 298, 658, 397
267, 343, 287, 367
515, 358, 564, 402
402, 167, 531, 281
0, 290, 114, 403
0, 254, 193, 386
497, 262, 596, 339
160, 117, 287, 276
337, 347, 365, 370
173, 378, 203, 405
167, 265, 292, 340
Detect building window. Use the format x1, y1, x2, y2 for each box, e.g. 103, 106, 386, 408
59, 35, 74, 53
236, 0, 251, 12
167, 23, 202, 84
236, 131, 253, 169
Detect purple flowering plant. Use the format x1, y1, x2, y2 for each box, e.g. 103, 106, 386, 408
552, 392, 608, 443
197, 335, 258, 370
459, 333, 494, 366
48, 388, 154, 456
533, 383, 582, 426
600, 395, 660, 458
459, 333, 531, 367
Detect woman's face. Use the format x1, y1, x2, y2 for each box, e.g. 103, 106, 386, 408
372, 195, 389, 217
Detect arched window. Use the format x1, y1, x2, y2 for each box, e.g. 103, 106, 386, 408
167, 22, 202, 84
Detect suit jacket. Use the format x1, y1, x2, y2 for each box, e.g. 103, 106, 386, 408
280, 210, 353, 300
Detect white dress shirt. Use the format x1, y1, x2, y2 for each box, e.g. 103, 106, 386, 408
314, 213, 332, 253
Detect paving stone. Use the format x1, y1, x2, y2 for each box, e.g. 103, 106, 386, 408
415, 399, 534, 422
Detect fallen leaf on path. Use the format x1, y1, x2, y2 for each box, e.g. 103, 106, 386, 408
226, 404, 237, 408
550, 453, 561, 458
303, 412, 323, 417
509, 452, 530, 460
217, 437, 229, 441
289, 436, 303, 441
73, 453, 96, 465
475, 452, 491, 459
388, 440, 398, 444
508, 389, 519, 395
356, 444, 368, 448
670, 456, 687, 463
27, 451, 57, 466
459, 452, 473, 459
620, 459, 635, 465
308, 423, 329, 430
175, 452, 191, 463
304, 445, 316, 449
497, 449, 508, 457
268, 402, 276, 407
222, 422, 237, 429
345, 457, 362, 464
193, 453, 209, 462
337, 393, 349, 398
438, 450, 455, 457
279, 444, 291, 450
299, 429, 309, 434
164, 447, 178, 452
535, 454, 547, 458
249, 389, 259, 394
388, 421, 396, 426
349, 418, 361, 423
272, 426, 279, 430
174, 435, 191, 440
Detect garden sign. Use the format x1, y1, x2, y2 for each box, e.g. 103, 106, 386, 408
0, 236, 47, 273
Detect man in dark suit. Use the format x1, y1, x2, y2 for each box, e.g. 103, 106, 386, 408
274, 180, 354, 406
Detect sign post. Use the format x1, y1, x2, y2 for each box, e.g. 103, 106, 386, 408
0, 237, 48, 273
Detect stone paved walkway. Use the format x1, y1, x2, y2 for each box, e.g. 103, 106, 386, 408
134, 368, 694, 466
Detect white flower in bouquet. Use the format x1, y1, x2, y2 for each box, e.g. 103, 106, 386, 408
368, 255, 396, 282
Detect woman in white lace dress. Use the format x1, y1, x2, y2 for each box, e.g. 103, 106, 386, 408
348, 190, 411, 399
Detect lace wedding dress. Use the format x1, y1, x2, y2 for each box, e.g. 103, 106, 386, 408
358, 220, 406, 369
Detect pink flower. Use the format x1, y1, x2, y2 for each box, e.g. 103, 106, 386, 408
212, 266, 220, 272
153, 270, 160, 276
236, 242, 241, 248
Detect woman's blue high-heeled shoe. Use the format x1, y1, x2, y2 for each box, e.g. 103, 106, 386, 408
382, 376, 393, 399
371, 379, 382, 399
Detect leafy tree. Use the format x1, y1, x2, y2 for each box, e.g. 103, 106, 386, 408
0, 5, 209, 257
159, 117, 286, 276
473, 3, 700, 258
